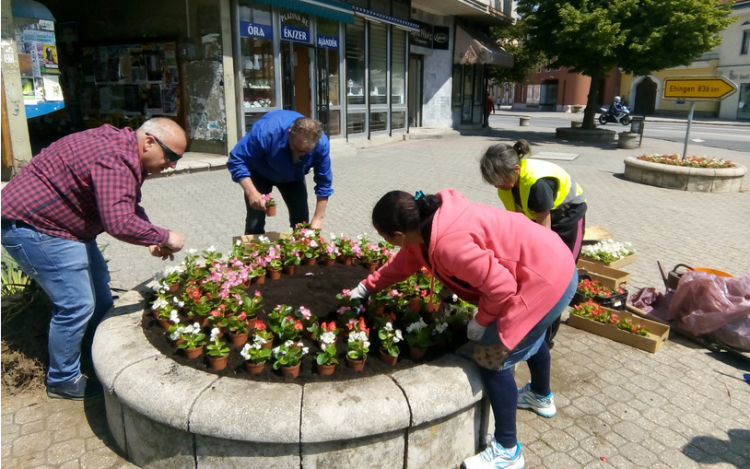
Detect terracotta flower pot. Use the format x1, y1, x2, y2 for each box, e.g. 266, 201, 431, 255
167, 282, 180, 294
169, 337, 184, 347
207, 355, 228, 371
366, 261, 380, 273
322, 257, 336, 266
266, 205, 277, 217
281, 363, 300, 378
317, 363, 336, 376
246, 317, 257, 332
198, 315, 211, 328
259, 337, 274, 349
380, 348, 398, 366
340, 256, 355, 266
346, 356, 365, 371
245, 361, 265, 375
159, 319, 173, 331
229, 332, 249, 347
409, 345, 427, 361
282, 264, 298, 275
152, 308, 160, 320
302, 257, 316, 266
253, 274, 266, 285
241, 279, 251, 289
268, 268, 282, 280
184, 346, 204, 359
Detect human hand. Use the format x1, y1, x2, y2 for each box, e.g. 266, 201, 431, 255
467, 317, 487, 342
310, 216, 324, 230
149, 245, 175, 261
350, 283, 369, 300
247, 190, 266, 211
164, 231, 185, 253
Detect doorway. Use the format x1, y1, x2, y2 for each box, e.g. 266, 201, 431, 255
634, 77, 657, 115
281, 42, 313, 118
408, 55, 422, 127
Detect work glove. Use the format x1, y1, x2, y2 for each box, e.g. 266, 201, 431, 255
350, 283, 370, 300
467, 317, 487, 342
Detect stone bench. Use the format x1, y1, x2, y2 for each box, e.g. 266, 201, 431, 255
93, 291, 489, 469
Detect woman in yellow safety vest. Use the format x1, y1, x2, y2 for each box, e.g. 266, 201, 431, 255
480, 139, 587, 348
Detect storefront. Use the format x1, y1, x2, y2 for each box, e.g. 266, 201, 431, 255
233, 0, 416, 140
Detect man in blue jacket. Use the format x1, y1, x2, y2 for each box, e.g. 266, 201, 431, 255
228, 111, 333, 234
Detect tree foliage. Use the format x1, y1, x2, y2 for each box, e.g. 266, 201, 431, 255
488, 22, 547, 85
517, 0, 734, 128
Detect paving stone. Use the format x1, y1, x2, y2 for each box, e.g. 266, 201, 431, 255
80, 446, 124, 469
12, 432, 52, 457
46, 438, 87, 465
19, 420, 46, 436
13, 405, 47, 425
60, 460, 82, 469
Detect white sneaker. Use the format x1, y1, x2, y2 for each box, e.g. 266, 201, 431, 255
461, 439, 525, 469
517, 382, 556, 418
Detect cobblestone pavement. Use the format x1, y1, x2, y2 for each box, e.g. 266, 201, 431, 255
2, 123, 749, 468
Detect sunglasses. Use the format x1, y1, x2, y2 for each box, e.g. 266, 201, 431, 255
146, 133, 182, 162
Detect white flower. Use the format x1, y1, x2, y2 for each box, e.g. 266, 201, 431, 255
236, 240, 242, 246
169, 310, 180, 323
406, 318, 428, 334
206, 246, 216, 253
240, 344, 252, 360
151, 297, 169, 310
301, 347, 309, 355
284, 340, 294, 347
210, 328, 220, 341
253, 336, 267, 345
394, 330, 403, 342
187, 248, 198, 255
259, 235, 270, 243
330, 232, 337, 240
357, 234, 363, 240
384, 322, 394, 331
363, 340, 370, 349
272, 346, 281, 356
452, 294, 458, 302
320, 331, 336, 344
433, 322, 448, 334
173, 297, 185, 308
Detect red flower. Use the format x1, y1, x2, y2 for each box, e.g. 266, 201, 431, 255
238, 312, 246, 321
420, 289, 428, 298
210, 310, 221, 317
294, 320, 303, 330
255, 320, 266, 331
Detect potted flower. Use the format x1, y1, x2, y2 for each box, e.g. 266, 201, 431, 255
405, 318, 432, 360
253, 320, 274, 349
378, 322, 403, 365
315, 344, 339, 376
312, 321, 339, 345
272, 340, 308, 378
575, 278, 627, 310
167, 323, 186, 347
279, 238, 302, 275
239, 290, 263, 330
207, 309, 228, 336
176, 322, 207, 359
446, 295, 475, 332
581, 239, 636, 268
295, 224, 323, 265
335, 289, 365, 329
151, 296, 182, 330
294, 305, 317, 338
206, 328, 230, 370
322, 238, 340, 266
361, 242, 382, 272
431, 319, 451, 347
227, 313, 249, 347
240, 338, 272, 374
268, 305, 303, 342
263, 193, 277, 216
346, 318, 370, 371
160, 265, 185, 293
334, 235, 361, 265
266, 246, 283, 280
182, 285, 213, 327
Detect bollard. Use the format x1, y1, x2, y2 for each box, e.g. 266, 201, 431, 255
617, 132, 638, 149
519, 116, 530, 127
571, 121, 583, 129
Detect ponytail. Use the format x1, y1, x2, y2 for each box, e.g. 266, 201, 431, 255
372, 190, 442, 236
480, 139, 531, 186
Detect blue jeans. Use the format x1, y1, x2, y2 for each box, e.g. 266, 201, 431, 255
1, 221, 113, 386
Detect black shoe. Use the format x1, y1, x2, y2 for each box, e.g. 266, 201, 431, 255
46, 375, 103, 400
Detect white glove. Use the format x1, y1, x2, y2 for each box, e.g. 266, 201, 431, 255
350, 283, 370, 300
467, 317, 487, 342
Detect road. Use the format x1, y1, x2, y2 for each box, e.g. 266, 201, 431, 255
489, 115, 750, 154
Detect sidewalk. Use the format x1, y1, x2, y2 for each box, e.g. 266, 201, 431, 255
2, 125, 749, 469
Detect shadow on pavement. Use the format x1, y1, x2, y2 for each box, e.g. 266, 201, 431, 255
83, 395, 129, 459
683, 429, 750, 468
484, 128, 623, 152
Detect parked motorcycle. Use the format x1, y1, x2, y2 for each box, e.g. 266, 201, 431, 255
598, 106, 631, 125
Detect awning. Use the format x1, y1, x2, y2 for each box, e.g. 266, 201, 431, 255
11, 0, 55, 20
351, 6, 419, 32
453, 25, 513, 68
252, 0, 354, 24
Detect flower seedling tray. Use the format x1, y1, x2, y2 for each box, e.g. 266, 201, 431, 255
567, 307, 670, 353
581, 253, 636, 269
576, 260, 630, 290
233, 231, 293, 252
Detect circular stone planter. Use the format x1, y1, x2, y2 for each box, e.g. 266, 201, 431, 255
556, 127, 616, 142
623, 157, 746, 192
617, 132, 639, 149
93, 291, 489, 469
519, 116, 530, 126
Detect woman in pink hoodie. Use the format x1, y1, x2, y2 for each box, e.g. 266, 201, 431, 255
350, 189, 577, 469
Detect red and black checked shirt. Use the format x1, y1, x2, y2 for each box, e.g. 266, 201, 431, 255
1, 125, 169, 246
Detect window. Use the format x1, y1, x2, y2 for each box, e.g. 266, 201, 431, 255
391, 29, 406, 106
741, 22, 750, 55
369, 23, 387, 105
345, 17, 366, 106
239, 3, 275, 110
451, 65, 462, 105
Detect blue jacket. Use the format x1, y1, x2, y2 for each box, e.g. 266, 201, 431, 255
227, 110, 333, 197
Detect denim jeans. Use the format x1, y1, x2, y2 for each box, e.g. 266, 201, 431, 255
1, 221, 113, 386
244, 173, 310, 235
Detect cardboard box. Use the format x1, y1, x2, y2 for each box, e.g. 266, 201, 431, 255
567, 307, 670, 353
580, 253, 636, 269
577, 259, 630, 290
582, 225, 613, 245
232, 231, 292, 252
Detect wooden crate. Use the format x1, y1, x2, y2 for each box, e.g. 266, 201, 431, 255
580, 253, 636, 269
232, 231, 292, 252
567, 307, 670, 353
577, 259, 630, 290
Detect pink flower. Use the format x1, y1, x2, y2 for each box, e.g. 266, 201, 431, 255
341, 289, 352, 297
299, 306, 311, 320
337, 306, 350, 315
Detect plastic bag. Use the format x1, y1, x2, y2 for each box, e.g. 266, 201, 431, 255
668, 271, 750, 351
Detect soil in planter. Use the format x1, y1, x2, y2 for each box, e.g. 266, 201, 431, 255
142, 263, 467, 384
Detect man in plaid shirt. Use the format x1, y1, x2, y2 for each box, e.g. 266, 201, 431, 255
1, 118, 187, 400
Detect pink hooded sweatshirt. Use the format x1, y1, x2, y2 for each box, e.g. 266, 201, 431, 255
362, 189, 575, 350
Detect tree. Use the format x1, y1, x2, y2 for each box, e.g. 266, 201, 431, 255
488, 22, 547, 86
517, 0, 733, 129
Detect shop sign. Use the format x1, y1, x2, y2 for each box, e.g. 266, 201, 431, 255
409, 21, 433, 48
240, 21, 273, 39
282, 25, 309, 43
433, 26, 449, 50
316, 35, 339, 49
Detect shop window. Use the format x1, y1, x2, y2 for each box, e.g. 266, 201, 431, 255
329, 109, 341, 135
369, 23, 388, 105
317, 18, 340, 107
347, 112, 366, 134
452, 65, 462, 105
346, 17, 366, 106
391, 29, 406, 105
392, 111, 405, 129
239, 3, 275, 110
370, 111, 387, 132
473, 65, 483, 106
462, 66, 474, 121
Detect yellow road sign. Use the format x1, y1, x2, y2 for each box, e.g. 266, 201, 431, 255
663, 77, 737, 100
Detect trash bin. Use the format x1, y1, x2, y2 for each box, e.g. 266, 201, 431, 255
630, 117, 645, 147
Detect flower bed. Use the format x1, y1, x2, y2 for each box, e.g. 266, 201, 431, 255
637, 154, 735, 169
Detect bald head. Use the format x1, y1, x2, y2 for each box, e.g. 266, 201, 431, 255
139, 118, 187, 144
137, 118, 188, 174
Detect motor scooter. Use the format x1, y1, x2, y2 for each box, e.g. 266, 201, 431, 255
598, 105, 631, 125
